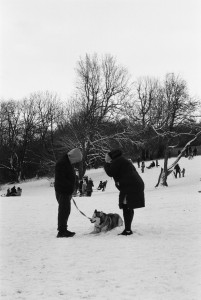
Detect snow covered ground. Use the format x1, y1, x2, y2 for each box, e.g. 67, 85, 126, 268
0, 156, 201, 300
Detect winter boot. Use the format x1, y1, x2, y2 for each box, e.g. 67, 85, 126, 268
119, 229, 133, 236
57, 230, 75, 238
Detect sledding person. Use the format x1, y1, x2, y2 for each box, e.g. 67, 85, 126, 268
54, 148, 83, 238
15, 187, 22, 196
10, 186, 17, 196
97, 181, 103, 190
146, 161, 155, 169
101, 180, 107, 191
104, 149, 145, 236
17, 187, 22, 195
174, 163, 181, 178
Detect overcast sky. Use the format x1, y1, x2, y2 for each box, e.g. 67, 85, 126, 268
1, 0, 201, 101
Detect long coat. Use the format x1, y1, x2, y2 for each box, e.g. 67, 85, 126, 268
104, 156, 145, 209
54, 154, 76, 195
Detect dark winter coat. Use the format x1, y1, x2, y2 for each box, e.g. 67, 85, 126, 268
104, 155, 145, 209
54, 154, 76, 195
86, 179, 94, 192
174, 164, 181, 172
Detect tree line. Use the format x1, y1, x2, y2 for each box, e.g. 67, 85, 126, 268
0, 53, 201, 184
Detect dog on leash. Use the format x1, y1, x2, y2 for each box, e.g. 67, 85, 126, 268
90, 209, 123, 233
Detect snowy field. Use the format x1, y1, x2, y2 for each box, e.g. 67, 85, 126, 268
0, 156, 201, 300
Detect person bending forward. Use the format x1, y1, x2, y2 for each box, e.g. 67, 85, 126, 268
104, 149, 145, 236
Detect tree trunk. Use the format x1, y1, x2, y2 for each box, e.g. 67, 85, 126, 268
161, 146, 169, 186
155, 131, 201, 187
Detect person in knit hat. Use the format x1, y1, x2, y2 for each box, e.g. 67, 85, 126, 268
104, 149, 145, 236
54, 148, 83, 238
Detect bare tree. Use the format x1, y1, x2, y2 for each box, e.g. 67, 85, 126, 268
153, 73, 199, 186
76, 53, 131, 122
0, 100, 23, 181
58, 53, 132, 176
155, 130, 201, 187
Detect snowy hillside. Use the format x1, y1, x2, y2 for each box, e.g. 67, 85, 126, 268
0, 156, 201, 300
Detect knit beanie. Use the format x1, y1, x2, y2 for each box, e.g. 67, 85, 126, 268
108, 149, 122, 160
68, 148, 83, 164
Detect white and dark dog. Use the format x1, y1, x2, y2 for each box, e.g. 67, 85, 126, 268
90, 209, 123, 233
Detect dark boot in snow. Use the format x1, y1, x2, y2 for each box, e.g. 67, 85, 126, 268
57, 230, 75, 238
119, 229, 133, 236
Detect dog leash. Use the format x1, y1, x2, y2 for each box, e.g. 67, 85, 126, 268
72, 198, 92, 221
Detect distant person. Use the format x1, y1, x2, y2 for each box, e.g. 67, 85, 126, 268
82, 179, 87, 195
181, 168, 185, 177
147, 161, 155, 169
141, 161, 145, 173
193, 147, 197, 156
86, 178, 94, 196
10, 186, 17, 196
6, 188, 11, 196
97, 181, 103, 190
79, 179, 83, 196
137, 156, 141, 168
16, 187, 22, 196
102, 180, 107, 191
54, 148, 83, 238
174, 164, 181, 178
156, 159, 159, 167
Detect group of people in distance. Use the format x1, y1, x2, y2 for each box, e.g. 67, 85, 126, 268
183, 146, 197, 158
74, 176, 108, 196
174, 163, 185, 178
54, 148, 145, 238
76, 176, 94, 197
6, 186, 22, 197
137, 157, 160, 173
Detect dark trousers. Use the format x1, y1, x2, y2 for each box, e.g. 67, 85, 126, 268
86, 191, 92, 196
56, 192, 71, 233
175, 171, 181, 178
122, 205, 134, 231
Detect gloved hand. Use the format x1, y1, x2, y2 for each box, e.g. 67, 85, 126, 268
105, 153, 112, 163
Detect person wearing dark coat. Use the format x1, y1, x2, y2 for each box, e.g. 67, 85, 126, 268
86, 178, 94, 196
104, 149, 145, 236
54, 148, 83, 238
174, 164, 181, 178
